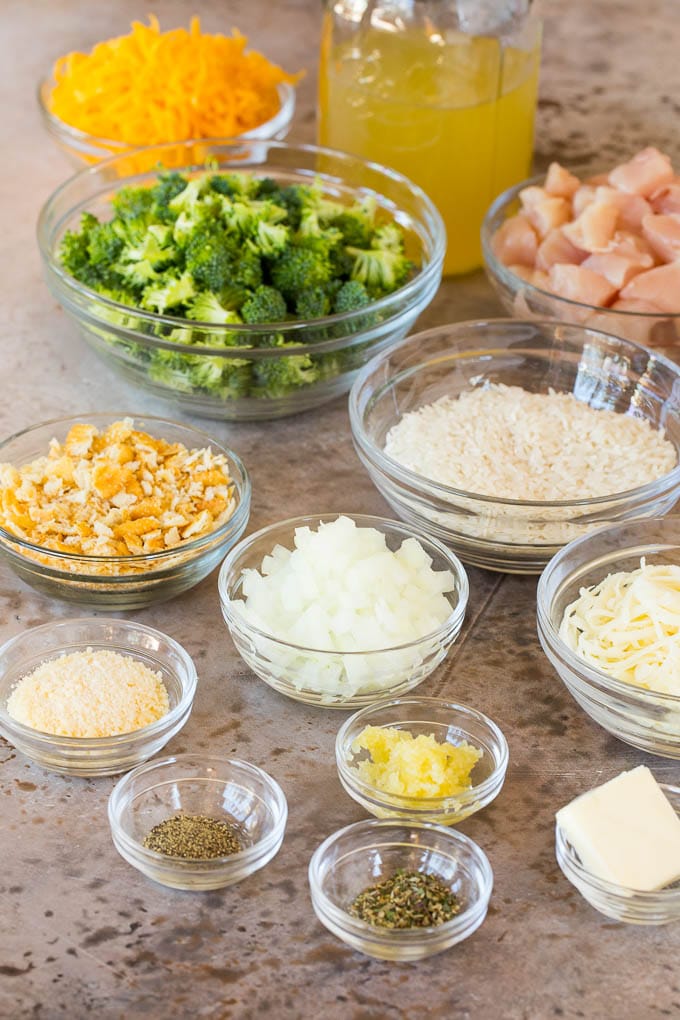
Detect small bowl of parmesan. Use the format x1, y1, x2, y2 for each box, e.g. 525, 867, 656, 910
349, 320, 680, 573
538, 516, 680, 758
218, 514, 468, 707
0, 618, 197, 776
336, 697, 509, 825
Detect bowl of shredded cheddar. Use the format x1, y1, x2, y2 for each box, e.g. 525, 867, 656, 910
38, 16, 300, 167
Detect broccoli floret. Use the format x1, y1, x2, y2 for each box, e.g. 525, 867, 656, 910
185, 292, 244, 325
333, 211, 372, 248
273, 185, 304, 230
347, 246, 411, 292
252, 218, 290, 256
295, 286, 332, 320
333, 279, 371, 314
184, 226, 238, 291
241, 285, 288, 324
371, 223, 405, 252
112, 185, 155, 223
141, 271, 196, 313
60, 214, 99, 284
86, 221, 124, 266
271, 246, 332, 299
252, 342, 319, 397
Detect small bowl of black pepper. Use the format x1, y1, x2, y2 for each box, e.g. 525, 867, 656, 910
108, 753, 288, 891
308, 819, 493, 961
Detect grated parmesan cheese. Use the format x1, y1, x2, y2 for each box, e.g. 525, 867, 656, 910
7, 648, 170, 737
559, 561, 680, 695
384, 384, 676, 501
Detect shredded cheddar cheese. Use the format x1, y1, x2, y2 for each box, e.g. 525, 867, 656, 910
48, 16, 302, 146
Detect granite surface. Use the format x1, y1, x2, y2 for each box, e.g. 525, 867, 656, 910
2, 1, 680, 1018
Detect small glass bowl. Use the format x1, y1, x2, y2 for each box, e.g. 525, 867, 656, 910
335, 697, 508, 824
108, 754, 288, 890
0, 412, 250, 609
37, 80, 296, 167
482, 173, 680, 354
308, 818, 493, 960
555, 783, 680, 925
537, 516, 680, 758
218, 514, 469, 708
349, 320, 680, 574
0, 618, 197, 777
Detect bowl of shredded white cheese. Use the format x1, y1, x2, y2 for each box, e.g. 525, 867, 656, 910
538, 517, 680, 758
349, 320, 680, 573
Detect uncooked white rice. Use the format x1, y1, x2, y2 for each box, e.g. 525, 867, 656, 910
384, 384, 676, 501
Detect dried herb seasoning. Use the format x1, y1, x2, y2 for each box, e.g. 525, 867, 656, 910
143, 814, 243, 859
349, 868, 461, 929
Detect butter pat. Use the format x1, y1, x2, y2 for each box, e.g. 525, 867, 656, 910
556, 766, 680, 891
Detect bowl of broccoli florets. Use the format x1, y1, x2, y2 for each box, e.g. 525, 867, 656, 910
37, 140, 446, 420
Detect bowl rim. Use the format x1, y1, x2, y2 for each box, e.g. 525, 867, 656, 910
108, 752, 288, 865
335, 695, 509, 809
481, 171, 680, 321
349, 318, 680, 509
36, 139, 446, 353
555, 782, 680, 901
537, 515, 680, 706
37, 78, 297, 150
218, 511, 469, 655
308, 817, 494, 941
0, 616, 197, 745
0, 411, 251, 566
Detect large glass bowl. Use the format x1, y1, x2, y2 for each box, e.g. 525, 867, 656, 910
482, 174, 680, 354
0, 413, 251, 609
108, 754, 288, 890
349, 320, 680, 574
537, 517, 680, 758
37, 140, 445, 421
0, 618, 197, 777
308, 819, 493, 961
556, 783, 680, 924
218, 513, 468, 708
37, 80, 296, 167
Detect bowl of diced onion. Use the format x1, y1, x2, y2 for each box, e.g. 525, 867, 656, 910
537, 516, 680, 759
349, 320, 680, 574
217, 514, 468, 708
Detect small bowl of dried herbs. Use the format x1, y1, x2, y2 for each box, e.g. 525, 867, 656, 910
108, 753, 288, 890
308, 818, 493, 961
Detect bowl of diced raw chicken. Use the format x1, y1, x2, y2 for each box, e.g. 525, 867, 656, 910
482, 147, 680, 352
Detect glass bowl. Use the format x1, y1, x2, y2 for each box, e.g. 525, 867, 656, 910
335, 697, 508, 824
0, 412, 250, 609
37, 80, 296, 168
218, 513, 469, 708
37, 140, 445, 421
482, 174, 680, 354
537, 517, 680, 758
0, 618, 197, 777
308, 818, 493, 961
556, 783, 680, 924
108, 754, 288, 890
349, 320, 680, 574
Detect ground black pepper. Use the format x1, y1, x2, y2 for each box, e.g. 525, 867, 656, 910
143, 814, 243, 859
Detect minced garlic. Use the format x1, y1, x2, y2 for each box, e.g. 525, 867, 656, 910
7, 648, 170, 737
351, 725, 481, 798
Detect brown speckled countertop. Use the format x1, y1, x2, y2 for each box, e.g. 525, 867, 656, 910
2, 2, 680, 1018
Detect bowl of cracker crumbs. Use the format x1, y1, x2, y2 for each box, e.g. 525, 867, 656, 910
0, 413, 250, 608
0, 617, 197, 776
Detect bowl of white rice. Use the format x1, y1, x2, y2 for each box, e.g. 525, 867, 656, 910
349, 320, 680, 573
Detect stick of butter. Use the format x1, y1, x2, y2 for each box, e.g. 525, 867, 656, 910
556, 765, 680, 891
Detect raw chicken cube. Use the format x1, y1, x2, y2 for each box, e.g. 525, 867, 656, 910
548, 264, 618, 306
545, 162, 580, 199
535, 228, 587, 270
562, 201, 619, 252
619, 263, 680, 313
520, 186, 571, 238
581, 252, 650, 289
609, 147, 674, 197
572, 185, 596, 217
594, 186, 652, 232
651, 182, 680, 216
641, 213, 680, 263
491, 214, 539, 267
